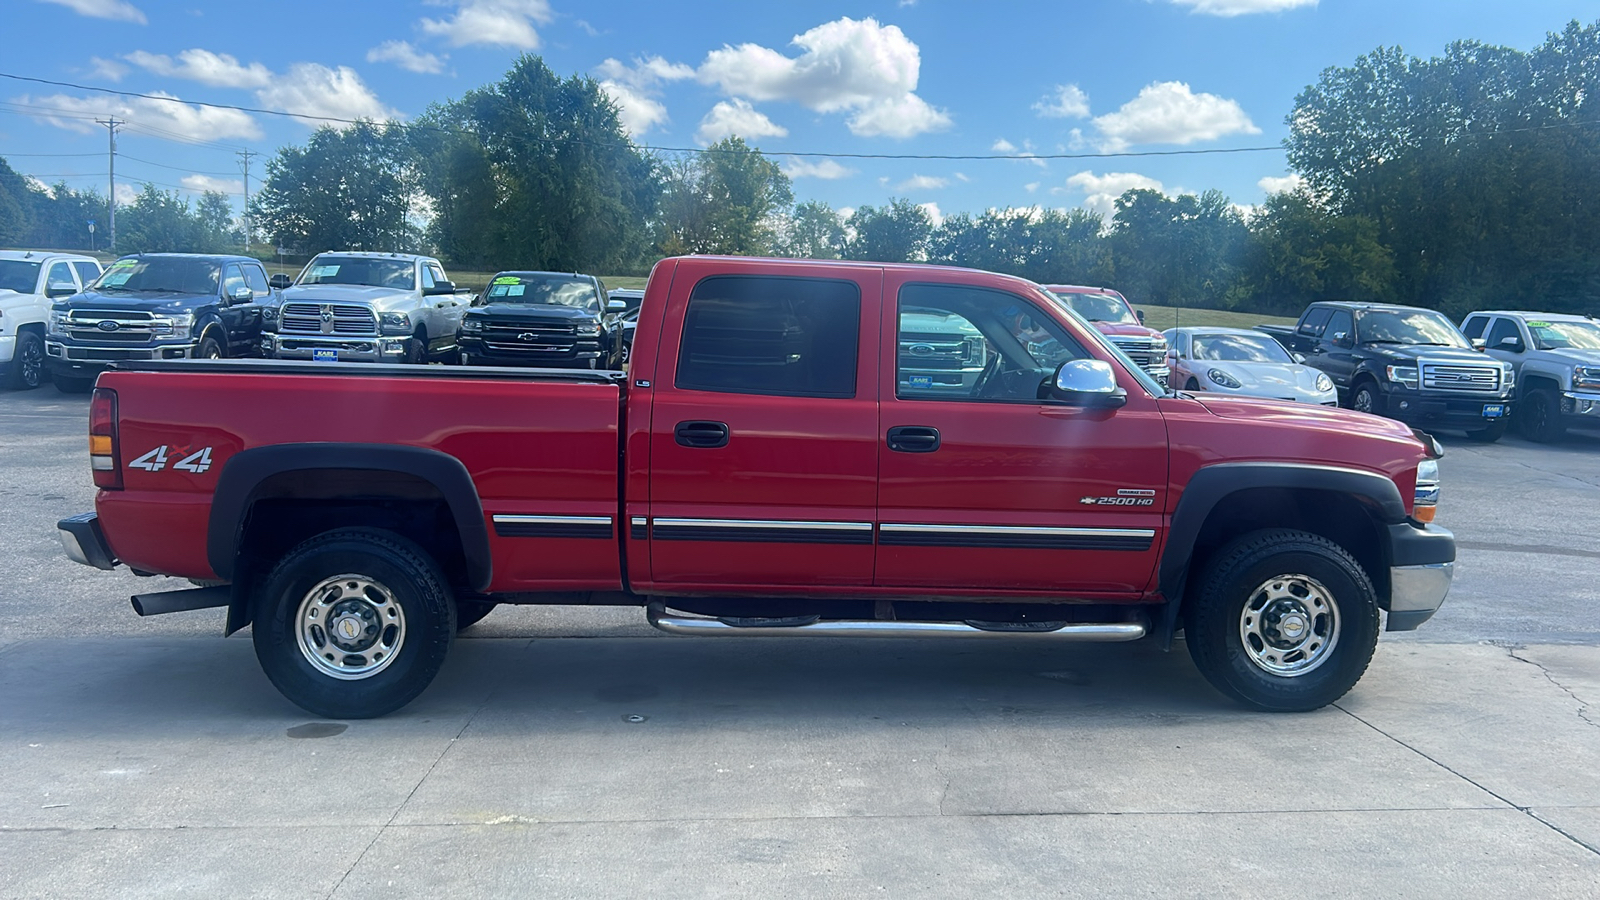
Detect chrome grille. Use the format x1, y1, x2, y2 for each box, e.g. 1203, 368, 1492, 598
63, 310, 160, 344
482, 316, 576, 334
1421, 362, 1501, 392
900, 333, 985, 371
280, 303, 378, 336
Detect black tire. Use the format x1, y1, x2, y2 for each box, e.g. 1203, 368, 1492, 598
53, 374, 95, 394
1350, 381, 1379, 415
1464, 418, 1508, 443
404, 332, 426, 365
252, 528, 456, 719
4, 330, 45, 390
196, 333, 224, 360
1518, 388, 1565, 443
455, 599, 497, 631
1184, 528, 1379, 712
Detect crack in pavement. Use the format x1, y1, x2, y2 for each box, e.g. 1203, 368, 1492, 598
1334, 702, 1600, 858
1500, 644, 1599, 731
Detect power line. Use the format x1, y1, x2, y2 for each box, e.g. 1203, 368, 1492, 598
117, 152, 241, 177
0, 151, 103, 157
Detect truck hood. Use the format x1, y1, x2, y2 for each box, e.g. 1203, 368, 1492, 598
1541, 347, 1600, 365
1094, 322, 1161, 338
1188, 392, 1416, 441
57, 290, 213, 313
1360, 343, 1486, 364
283, 285, 416, 312
465, 303, 599, 322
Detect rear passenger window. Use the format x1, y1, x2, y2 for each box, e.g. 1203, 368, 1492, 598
244, 264, 270, 298
1485, 318, 1521, 348
71, 261, 102, 285
1460, 316, 1488, 340
1299, 307, 1332, 336
675, 276, 860, 398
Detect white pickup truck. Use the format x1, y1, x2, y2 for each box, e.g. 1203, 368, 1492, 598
260, 252, 474, 364
0, 250, 102, 390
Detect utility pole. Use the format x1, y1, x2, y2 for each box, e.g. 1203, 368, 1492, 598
96, 117, 122, 251
237, 149, 258, 252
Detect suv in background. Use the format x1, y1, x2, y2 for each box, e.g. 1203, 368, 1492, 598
1043, 285, 1169, 386
44, 253, 274, 393
262, 252, 472, 364
0, 250, 102, 390
459, 272, 624, 369
1461, 311, 1600, 442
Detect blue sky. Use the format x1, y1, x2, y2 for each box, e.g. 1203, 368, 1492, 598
3, 0, 1597, 237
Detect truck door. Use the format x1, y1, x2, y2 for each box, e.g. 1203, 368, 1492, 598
643, 265, 881, 590
874, 277, 1167, 597
1315, 308, 1358, 392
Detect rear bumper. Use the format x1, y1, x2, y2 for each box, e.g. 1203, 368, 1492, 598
58, 512, 117, 570
1384, 522, 1455, 631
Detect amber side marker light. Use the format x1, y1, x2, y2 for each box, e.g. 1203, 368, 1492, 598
89, 388, 122, 490
1412, 458, 1440, 524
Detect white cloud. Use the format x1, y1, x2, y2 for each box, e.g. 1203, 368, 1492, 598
113, 182, 137, 206
1024, 182, 1040, 193
367, 41, 447, 75
597, 56, 695, 89
86, 57, 128, 81
783, 159, 856, 180
124, 49, 273, 89
695, 99, 788, 145
1092, 81, 1259, 151
991, 136, 1048, 168
918, 201, 944, 228
40, 0, 146, 24
1169, 0, 1317, 16
181, 174, 244, 195
420, 0, 553, 49
19, 92, 261, 141
992, 138, 1017, 153
25, 176, 53, 194
1034, 83, 1090, 119
1065, 170, 1167, 219
897, 174, 948, 191
256, 64, 399, 123
599, 81, 669, 137
1258, 173, 1304, 195
698, 17, 950, 139
595, 57, 695, 137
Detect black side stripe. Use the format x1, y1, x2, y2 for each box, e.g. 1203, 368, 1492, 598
877, 531, 1153, 552
651, 524, 874, 545
492, 516, 613, 540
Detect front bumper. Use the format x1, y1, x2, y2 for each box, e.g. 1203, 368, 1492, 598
45, 338, 201, 374
1384, 521, 1455, 631
263, 333, 409, 362
1560, 390, 1600, 421
58, 512, 117, 570
0, 334, 15, 364
1378, 385, 1513, 428
459, 335, 603, 367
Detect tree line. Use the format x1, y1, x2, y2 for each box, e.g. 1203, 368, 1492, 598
1, 158, 241, 256
3, 20, 1597, 318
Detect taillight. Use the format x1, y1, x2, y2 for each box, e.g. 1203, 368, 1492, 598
90, 388, 121, 490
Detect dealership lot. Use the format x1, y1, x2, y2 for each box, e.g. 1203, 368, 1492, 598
1, 387, 1597, 896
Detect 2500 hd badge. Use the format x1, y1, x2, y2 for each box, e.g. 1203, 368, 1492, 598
1080, 490, 1157, 506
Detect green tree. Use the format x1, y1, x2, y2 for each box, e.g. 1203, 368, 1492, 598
252, 121, 418, 254
0, 156, 31, 246
927, 207, 1109, 284
1237, 189, 1395, 314
775, 200, 846, 259
1107, 188, 1248, 309
843, 198, 932, 263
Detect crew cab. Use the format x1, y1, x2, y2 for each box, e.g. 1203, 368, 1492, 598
1043, 285, 1169, 386
1259, 302, 1516, 441
261, 252, 472, 364
59, 257, 1456, 719
0, 250, 102, 390
45, 253, 276, 394
1460, 311, 1600, 442
458, 272, 625, 369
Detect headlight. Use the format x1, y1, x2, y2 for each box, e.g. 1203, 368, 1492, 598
49, 310, 66, 332
1502, 365, 1515, 390
261, 306, 277, 322
461, 317, 484, 332
1207, 368, 1242, 389
150, 312, 194, 336
576, 324, 601, 337
1316, 373, 1334, 393
1576, 365, 1600, 390
380, 312, 411, 335
1386, 365, 1419, 388
1413, 458, 1441, 523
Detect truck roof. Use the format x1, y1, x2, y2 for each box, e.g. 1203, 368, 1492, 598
669, 255, 1047, 293
1306, 301, 1430, 313
111, 252, 262, 264
312, 251, 435, 262
0, 249, 99, 263
1467, 310, 1595, 322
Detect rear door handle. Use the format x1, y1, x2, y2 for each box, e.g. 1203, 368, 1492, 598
675, 420, 730, 449
886, 425, 940, 453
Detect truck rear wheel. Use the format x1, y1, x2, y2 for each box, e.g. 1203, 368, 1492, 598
1184, 529, 1378, 712
252, 528, 456, 718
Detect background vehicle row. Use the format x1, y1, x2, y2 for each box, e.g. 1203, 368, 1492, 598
1459, 311, 1600, 442
0, 250, 102, 390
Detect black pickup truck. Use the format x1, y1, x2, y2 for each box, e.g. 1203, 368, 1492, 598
456, 271, 626, 369
1259, 301, 1517, 441
45, 253, 279, 393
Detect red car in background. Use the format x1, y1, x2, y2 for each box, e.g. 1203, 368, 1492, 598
1044, 285, 1169, 387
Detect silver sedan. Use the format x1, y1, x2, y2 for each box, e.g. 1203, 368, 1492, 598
1164, 326, 1338, 405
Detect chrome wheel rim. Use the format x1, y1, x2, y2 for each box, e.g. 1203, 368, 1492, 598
1239, 574, 1340, 676
20, 339, 43, 387
1353, 390, 1373, 413
296, 574, 406, 680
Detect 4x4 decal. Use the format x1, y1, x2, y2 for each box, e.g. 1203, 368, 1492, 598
128, 445, 215, 474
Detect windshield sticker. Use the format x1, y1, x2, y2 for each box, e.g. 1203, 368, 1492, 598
492, 276, 521, 285
308, 265, 340, 279
100, 260, 135, 286
1527, 321, 1553, 329
505, 284, 526, 296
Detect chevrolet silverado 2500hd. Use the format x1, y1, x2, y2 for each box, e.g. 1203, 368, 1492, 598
59, 256, 1455, 718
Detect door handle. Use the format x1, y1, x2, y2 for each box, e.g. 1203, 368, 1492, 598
886, 425, 940, 453
675, 420, 730, 449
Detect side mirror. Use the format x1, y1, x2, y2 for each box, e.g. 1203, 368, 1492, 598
1046, 359, 1127, 408
1136, 309, 1146, 324
422, 280, 456, 296
268, 273, 293, 289
232, 286, 254, 302
46, 281, 77, 299
1293, 352, 1307, 363
1498, 336, 1524, 352
1330, 331, 1352, 348
1166, 348, 1179, 361
607, 298, 628, 312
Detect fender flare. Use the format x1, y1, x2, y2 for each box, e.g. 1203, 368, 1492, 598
1156, 462, 1406, 645
206, 442, 493, 591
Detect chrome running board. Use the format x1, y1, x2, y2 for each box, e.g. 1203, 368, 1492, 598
646, 604, 1146, 642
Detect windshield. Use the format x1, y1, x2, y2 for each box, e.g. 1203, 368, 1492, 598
486, 274, 600, 310
93, 257, 220, 295
0, 260, 42, 293
298, 257, 416, 289
1528, 319, 1600, 351
1048, 290, 1139, 325
1039, 288, 1166, 396
1356, 309, 1469, 348
1191, 333, 1294, 363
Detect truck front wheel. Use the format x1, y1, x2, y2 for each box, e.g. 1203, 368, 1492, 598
252, 528, 456, 718
1184, 529, 1379, 712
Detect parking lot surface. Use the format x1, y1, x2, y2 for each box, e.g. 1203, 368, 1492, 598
2, 388, 1598, 897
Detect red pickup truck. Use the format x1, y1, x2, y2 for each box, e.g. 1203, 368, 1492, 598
59, 256, 1455, 718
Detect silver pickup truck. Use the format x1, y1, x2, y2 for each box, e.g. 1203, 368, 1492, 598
260, 252, 474, 364
1461, 310, 1600, 441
